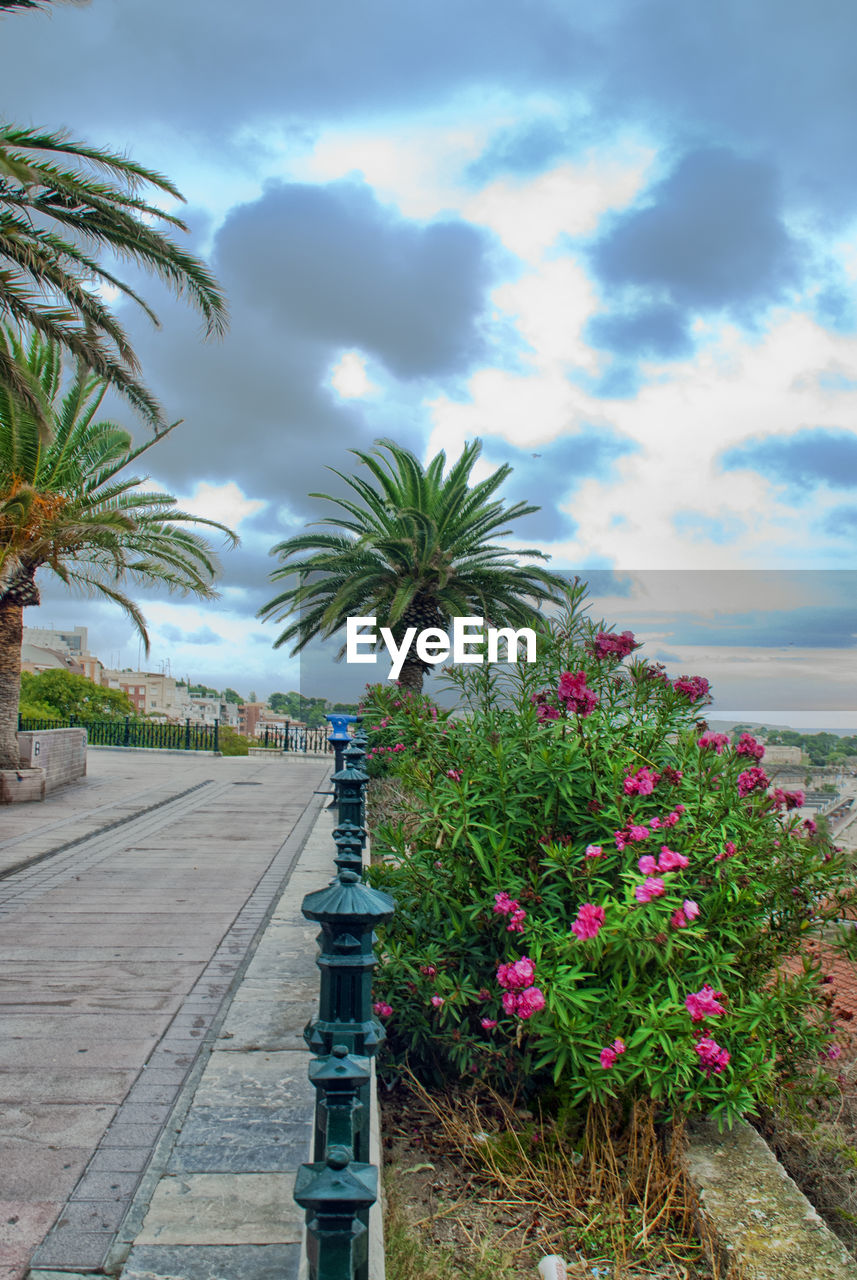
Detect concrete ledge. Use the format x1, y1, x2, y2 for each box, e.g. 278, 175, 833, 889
18, 728, 86, 793
0, 765, 46, 804
684, 1115, 857, 1278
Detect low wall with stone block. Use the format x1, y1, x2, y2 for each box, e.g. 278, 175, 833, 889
17, 727, 87, 793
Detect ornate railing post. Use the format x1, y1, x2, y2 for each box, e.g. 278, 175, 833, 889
294, 1145, 377, 1280
333, 746, 368, 831
309, 1044, 371, 1161
325, 713, 357, 809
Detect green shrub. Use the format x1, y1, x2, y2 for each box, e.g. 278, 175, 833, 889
365, 591, 852, 1128
218, 725, 250, 756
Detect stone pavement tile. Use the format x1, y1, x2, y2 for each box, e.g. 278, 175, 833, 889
29, 1272, 98, 1279
0, 1014, 168, 1039
192, 1050, 312, 1110
0, 1145, 91, 1200
71, 1171, 142, 1202
87, 1147, 152, 1175
120, 1243, 301, 1280
167, 1108, 311, 1173
99, 1121, 170, 1148
0, 1102, 115, 1148
28, 1225, 113, 1269
52, 1197, 129, 1232
135, 1173, 302, 1245
0, 1201, 59, 1274
0, 1068, 135, 1104
0, 1038, 158, 1069
215, 999, 316, 1051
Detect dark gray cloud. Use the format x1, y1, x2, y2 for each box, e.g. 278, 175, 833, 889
720, 428, 857, 492
590, 148, 800, 319
216, 180, 493, 378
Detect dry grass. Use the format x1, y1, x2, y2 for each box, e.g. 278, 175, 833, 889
383, 1071, 720, 1279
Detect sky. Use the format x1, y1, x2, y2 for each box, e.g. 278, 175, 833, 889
2, 0, 856, 727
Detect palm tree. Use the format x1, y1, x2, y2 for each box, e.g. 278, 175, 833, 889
0, 327, 237, 769
259, 438, 568, 691
0, 123, 227, 435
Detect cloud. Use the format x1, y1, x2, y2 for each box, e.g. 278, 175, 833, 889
586, 302, 692, 359
160, 624, 222, 646
467, 118, 570, 183
721, 427, 857, 492
481, 430, 638, 541
672, 510, 746, 545
215, 179, 494, 379
821, 505, 857, 538
590, 149, 801, 324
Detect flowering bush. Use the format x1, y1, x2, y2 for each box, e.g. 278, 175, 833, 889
364, 590, 853, 1127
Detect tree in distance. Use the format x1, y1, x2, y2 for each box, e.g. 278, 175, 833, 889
259, 438, 570, 692
19, 668, 136, 720
0, 328, 237, 769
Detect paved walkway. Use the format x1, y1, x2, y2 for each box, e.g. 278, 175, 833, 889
0, 749, 334, 1280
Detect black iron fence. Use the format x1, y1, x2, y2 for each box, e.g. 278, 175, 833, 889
257, 723, 329, 753
18, 715, 220, 752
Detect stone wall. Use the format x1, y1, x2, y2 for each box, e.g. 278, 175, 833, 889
17, 728, 87, 793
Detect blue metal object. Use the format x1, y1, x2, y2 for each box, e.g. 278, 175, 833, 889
325, 713, 359, 808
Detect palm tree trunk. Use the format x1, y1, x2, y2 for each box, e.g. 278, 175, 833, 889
0, 600, 23, 769
397, 656, 425, 694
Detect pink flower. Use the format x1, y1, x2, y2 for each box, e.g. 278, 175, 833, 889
430, 994, 444, 1008
623, 766, 660, 796
826, 1044, 842, 1061
493, 891, 527, 932
446, 768, 463, 781
714, 839, 737, 863
637, 855, 658, 876
478, 988, 491, 1001
501, 990, 519, 1015
635, 877, 666, 903
571, 903, 606, 940
694, 1035, 730, 1076
481, 1017, 498, 1030
419, 964, 437, 977
497, 956, 536, 990
649, 817, 662, 830
685, 984, 727, 1022
803, 818, 818, 836
599, 1037, 626, 1069
591, 630, 639, 660
683, 899, 700, 919
657, 845, 689, 872
516, 986, 546, 1019
738, 766, 769, 797
373, 1001, 393, 1018
557, 670, 599, 717
698, 731, 730, 753
772, 788, 805, 810
671, 908, 689, 929
673, 675, 710, 702
735, 733, 765, 760
584, 843, 603, 859
628, 824, 650, 842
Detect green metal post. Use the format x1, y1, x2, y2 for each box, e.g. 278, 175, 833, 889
294, 1145, 377, 1280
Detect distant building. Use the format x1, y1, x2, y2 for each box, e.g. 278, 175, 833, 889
188, 694, 239, 727
21, 625, 103, 682
101, 669, 194, 720
763, 745, 803, 765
